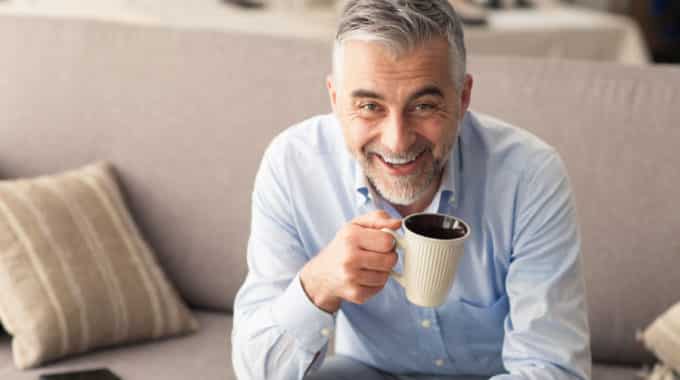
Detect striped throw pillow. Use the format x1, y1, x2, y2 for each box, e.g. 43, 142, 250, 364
0, 162, 198, 369
641, 302, 680, 375
645, 364, 680, 380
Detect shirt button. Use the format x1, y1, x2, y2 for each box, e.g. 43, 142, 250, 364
434, 359, 445, 367
420, 319, 432, 328
320, 328, 331, 337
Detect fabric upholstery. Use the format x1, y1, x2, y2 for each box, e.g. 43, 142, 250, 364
0, 311, 230, 379
0, 14, 332, 313
0, 163, 197, 368
592, 363, 643, 380
641, 302, 680, 373
467, 57, 680, 365
644, 365, 680, 380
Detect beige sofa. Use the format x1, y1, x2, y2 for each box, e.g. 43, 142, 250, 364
0, 13, 679, 380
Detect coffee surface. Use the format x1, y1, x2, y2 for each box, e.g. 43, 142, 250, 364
411, 226, 465, 240
405, 214, 467, 240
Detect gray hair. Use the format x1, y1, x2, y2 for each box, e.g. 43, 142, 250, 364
333, 0, 467, 90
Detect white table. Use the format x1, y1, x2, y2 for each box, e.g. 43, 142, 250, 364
0, 1, 649, 64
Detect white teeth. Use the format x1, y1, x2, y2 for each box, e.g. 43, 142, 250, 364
384, 157, 416, 165
380, 150, 424, 165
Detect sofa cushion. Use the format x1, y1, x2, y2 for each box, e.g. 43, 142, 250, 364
640, 302, 680, 373
592, 363, 644, 380
0, 311, 640, 380
0, 163, 197, 369
0, 311, 232, 380
643, 365, 680, 380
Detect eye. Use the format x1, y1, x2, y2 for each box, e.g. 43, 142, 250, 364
413, 103, 436, 112
359, 103, 380, 112
356, 102, 385, 119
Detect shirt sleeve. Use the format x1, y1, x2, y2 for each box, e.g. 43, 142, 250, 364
232, 140, 335, 380
491, 151, 592, 380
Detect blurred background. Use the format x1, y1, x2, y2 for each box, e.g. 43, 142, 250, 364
569, 0, 680, 63
0, 0, 678, 64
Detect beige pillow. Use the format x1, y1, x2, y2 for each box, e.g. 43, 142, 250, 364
640, 301, 680, 375
645, 364, 680, 380
0, 162, 198, 369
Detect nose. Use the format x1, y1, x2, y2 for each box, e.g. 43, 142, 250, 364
380, 113, 415, 153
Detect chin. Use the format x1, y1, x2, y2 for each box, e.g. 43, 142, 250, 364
369, 174, 433, 206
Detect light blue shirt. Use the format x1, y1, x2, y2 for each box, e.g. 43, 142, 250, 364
232, 111, 591, 380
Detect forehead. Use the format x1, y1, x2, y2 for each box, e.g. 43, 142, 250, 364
338, 37, 453, 90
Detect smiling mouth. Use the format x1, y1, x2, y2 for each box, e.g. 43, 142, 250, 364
377, 149, 426, 166
372, 149, 428, 176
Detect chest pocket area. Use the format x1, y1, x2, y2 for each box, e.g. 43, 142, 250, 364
457, 295, 508, 362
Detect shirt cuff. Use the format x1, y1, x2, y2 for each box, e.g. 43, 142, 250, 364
271, 273, 335, 354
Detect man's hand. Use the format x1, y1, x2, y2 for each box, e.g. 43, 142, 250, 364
300, 210, 401, 313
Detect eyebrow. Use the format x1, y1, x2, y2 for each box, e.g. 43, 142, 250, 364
406, 85, 444, 103
349, 85, 444, 103
351, 89, 384, 100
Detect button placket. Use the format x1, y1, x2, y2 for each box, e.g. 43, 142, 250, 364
430, 309, 460, 371
413, 308, 456, 371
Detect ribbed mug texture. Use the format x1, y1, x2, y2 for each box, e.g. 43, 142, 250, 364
401, 231, 465, 307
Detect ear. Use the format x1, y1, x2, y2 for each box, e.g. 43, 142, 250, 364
460, 74, 473, 117
326, 74, 338, 114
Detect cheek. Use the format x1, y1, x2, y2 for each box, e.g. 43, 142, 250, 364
423, 121, 458, 156
343, 121, 373, 155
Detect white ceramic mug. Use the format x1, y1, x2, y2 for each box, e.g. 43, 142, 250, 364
382, 213, 470, 307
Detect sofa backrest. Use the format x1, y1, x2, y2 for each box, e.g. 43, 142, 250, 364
1, 14, 679, 367
469, 58, 680, 365
0, 15, 331, 315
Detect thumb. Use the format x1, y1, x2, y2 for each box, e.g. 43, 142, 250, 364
352, 210, 402, 230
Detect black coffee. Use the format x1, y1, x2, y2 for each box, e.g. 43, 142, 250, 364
405, 214, 467, 240
412, 226, 465, 239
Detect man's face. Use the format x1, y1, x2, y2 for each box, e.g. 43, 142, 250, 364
328, 38, 472, 206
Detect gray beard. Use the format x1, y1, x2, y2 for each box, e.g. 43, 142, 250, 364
356, 135, 456, 206
366, 164, 439, 206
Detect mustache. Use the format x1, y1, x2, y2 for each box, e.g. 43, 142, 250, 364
363, 139, 433, 164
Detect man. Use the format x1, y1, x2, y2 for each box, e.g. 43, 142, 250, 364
232, 0, 591, 379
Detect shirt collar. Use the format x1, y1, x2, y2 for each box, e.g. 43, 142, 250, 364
353, 160, 372, 205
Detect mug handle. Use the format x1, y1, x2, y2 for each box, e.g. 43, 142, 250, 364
381, 228, 406, 288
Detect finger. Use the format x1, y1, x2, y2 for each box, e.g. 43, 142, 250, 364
354, 227, 399, 253
356, 269, 390, 287
357, 249, 398, 272
352, 210, 401, 230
